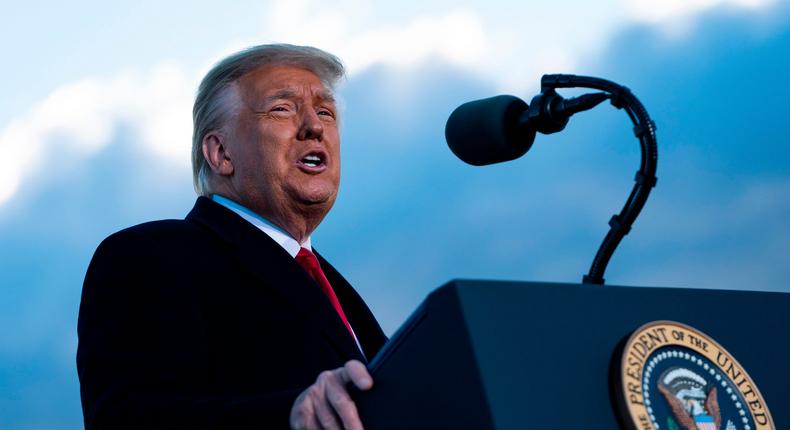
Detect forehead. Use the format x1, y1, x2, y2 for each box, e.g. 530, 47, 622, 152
237, 65, 333, 103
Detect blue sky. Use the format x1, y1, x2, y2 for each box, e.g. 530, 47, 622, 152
1, 0, 789, 428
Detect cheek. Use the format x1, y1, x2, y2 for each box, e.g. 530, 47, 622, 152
236, 146, 278, 187
261, 128, 298, 161
327, 130, 341, 158
247, 126, 287, 163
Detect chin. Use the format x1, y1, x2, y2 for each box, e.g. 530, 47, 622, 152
304, 194, 336, 207
293, 181, 337, 203
293, 189, 336, 207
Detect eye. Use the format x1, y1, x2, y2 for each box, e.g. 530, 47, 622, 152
267, 100, 298, 114
317, 107, 336, 119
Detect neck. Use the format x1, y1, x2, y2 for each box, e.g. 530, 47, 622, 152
211, 186, 328, 244
270, 207, 324, 245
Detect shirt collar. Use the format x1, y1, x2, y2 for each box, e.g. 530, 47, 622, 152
211, 194, 311, 258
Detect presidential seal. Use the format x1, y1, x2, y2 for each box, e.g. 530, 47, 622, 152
615, 321, 774, 430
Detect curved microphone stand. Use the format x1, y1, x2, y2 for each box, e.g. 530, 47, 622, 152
539, 74, 658, 284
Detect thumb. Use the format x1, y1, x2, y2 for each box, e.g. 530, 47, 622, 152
344, 360, 373, 390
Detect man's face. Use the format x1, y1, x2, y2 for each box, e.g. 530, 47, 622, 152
226, 65, 341, 232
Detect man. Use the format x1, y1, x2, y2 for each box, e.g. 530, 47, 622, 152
77, 44, 387, 429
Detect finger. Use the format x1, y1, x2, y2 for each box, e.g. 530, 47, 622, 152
290, 390, 321, 430
325, 372, 364, 430
314, 399, 341, 430
290, 391, 310, 430
314, 372, 343, 430
343, 360, 373, 390
305, 406, 327, 430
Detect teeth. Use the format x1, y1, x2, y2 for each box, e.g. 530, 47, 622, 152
302, 154, 321, 167
301, 154, 322, 167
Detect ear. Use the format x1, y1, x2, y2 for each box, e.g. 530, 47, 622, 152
202, 131, 234, 177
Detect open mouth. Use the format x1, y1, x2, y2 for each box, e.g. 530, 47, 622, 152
297, 151, 327, 172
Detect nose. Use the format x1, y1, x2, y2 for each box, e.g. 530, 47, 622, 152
297, 108, 324, 141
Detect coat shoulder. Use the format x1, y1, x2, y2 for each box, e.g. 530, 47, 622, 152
96, 218, 215, 256
85, 217, 225, 288
106, 218, 204, 243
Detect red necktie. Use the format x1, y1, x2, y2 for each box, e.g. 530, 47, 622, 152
295, 248, 356, 341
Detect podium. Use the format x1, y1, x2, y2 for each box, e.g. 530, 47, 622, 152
354, 280, 790, 429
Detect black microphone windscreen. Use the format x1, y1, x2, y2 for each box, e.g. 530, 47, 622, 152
445, 95, 535, 166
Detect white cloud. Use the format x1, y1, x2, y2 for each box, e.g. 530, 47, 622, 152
624, 0, 775, 23
339, 10, 486, 72
265, 0, 486, 74
0, 63, 195, 207
136, 62, 196, 161
257, 0, 778, 93
0, 119, 40, 205
256, 0, 570, 95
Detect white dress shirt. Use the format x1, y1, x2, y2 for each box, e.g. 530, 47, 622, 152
212, 194, 311, 258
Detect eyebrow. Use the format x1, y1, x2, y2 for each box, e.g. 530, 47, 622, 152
262, 88, 336, 106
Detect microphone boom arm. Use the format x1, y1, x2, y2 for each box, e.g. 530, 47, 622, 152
540, 74, 658, 285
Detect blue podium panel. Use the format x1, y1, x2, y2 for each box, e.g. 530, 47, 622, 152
355, 281, 790, 430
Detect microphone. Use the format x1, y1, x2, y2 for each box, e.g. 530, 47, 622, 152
444, 73, 658, 285
445, 89, 608, 166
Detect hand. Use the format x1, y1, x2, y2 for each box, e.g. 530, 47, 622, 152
289, 360, 373, 430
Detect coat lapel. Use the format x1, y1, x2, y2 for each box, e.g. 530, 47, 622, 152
186, 197, 365, 363
314, 251, 388, 360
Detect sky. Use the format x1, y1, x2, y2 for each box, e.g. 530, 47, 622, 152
1, 0, 789, 428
